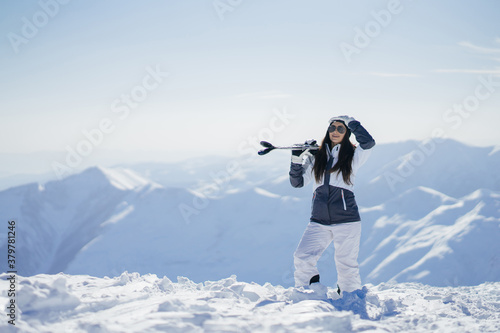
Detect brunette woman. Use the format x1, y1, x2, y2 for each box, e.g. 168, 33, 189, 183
289, 115, 375, 294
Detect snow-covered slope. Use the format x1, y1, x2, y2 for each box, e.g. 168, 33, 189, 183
0, 166, 166, 276
1, 272, 498, 332
359, 187, 500, 286
0, 140, 499, 288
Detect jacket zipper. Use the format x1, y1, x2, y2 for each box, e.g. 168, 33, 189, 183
341, 189, 347, 210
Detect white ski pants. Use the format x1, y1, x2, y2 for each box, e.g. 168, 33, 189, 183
294, 221, 361, 292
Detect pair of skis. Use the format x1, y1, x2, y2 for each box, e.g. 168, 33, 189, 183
258, 141, 319, 156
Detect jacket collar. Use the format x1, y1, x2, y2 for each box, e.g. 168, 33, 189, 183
328, 143, 341, 159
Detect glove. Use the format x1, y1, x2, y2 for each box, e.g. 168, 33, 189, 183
305, 139, 319, 156
291, 140, 318, 164
328, 115, 355, 126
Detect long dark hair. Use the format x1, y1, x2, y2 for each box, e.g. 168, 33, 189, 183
312, 121, 355, 185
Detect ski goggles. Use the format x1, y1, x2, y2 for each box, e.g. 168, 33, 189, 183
328, 124, 346, 134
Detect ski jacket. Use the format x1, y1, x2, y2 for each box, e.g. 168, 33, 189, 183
289, 120, 375, 225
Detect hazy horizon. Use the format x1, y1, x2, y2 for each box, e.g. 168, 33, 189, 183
2, 1, 500, 165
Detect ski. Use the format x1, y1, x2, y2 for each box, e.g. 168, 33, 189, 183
258, 141, 319, 156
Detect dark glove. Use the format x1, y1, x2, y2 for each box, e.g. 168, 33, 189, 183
307, 139, 319, 156
291, 140, 317, 163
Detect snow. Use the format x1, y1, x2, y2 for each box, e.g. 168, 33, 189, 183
98, 166, 160, 191
0, 139, 499, 331
1, 273, 498, 332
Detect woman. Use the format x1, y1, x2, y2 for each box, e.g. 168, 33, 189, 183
289, 115, 375, 295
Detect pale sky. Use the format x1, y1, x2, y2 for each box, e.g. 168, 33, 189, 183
1, 0, 499, 174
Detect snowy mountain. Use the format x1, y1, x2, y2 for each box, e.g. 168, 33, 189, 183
0, 139, 499, 288
359, 187, 500, 286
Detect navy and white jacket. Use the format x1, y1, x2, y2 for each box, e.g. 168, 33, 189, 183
289, 121, 375, 225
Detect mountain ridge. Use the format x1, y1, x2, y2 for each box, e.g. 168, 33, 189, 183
0, 139, 498, 287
